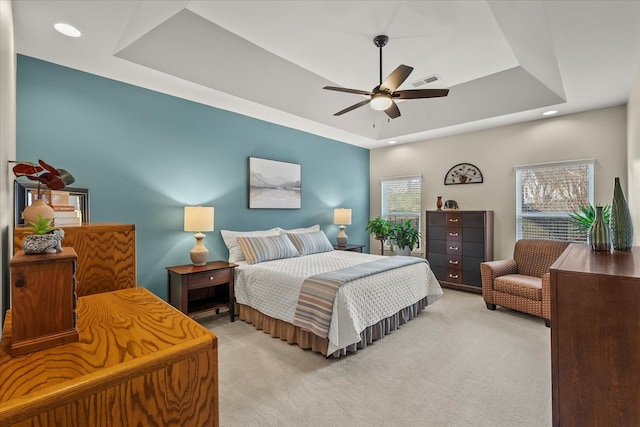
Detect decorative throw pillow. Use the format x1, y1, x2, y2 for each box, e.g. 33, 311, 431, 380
221, 228, 280, 263
236, 234, 301, 264
285, 231, 334, 256
278, 224, 320, 234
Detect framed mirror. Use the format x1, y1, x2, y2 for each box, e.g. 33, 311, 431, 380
14, 180, 90, 227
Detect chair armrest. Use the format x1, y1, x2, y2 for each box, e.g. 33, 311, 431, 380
481, 260, 518, 303
541, 272, 551, 321
481, 259, 518, 279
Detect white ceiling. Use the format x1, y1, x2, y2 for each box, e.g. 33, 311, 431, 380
12, 0, 640, 149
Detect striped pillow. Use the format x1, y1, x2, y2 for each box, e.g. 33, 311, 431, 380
221, 228, 280, 263
236, 234, 300, 264
285, 231, 334, 256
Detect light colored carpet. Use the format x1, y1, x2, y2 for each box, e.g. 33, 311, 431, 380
199, 289, 551, 427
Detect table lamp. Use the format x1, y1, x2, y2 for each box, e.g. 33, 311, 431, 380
334, 208, 352, 247
184, 206, 214, 266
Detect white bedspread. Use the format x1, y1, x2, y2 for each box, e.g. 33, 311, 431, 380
235, 251, 443, 354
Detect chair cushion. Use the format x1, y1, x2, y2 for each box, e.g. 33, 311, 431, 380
494, 274, 542, 300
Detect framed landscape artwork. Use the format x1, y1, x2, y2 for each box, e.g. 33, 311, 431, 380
248, 157, 301, 209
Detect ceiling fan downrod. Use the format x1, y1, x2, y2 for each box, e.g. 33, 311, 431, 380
373, 35, 389, 86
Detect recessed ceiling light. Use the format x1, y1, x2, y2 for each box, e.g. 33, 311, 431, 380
388, 140, 397, 144
54, 23, 81, 38
542, 110, 558, 116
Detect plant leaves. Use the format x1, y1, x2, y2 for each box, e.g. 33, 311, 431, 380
38, 159, 61, 176
57, 168, 76, 186
12, 162, 43, 177
37, 173, 65, 190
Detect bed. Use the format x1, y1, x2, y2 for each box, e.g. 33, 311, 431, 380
222, 226, 443, 357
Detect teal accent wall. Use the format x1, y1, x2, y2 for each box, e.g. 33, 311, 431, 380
16, 55, 370, 300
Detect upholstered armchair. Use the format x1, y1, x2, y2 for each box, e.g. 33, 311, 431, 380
480, 239, 570, 327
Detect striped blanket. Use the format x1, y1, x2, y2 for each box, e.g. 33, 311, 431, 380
292, 256, 428, 338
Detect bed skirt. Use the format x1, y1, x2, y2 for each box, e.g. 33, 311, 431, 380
237, 296, 429, 358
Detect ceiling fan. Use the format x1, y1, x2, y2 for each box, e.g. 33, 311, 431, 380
323, 35, 449, 119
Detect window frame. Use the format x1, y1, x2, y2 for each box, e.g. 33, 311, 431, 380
380, 175, 422, 253
515, 158, 594, 242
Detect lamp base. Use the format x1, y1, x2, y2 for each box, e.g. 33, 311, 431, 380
190, 232, 209, 266
336, 225, 348, 247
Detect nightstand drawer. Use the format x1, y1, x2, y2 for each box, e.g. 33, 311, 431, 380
187, 269, 230, 289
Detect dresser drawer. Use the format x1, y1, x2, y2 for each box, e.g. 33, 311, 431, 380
446, 269, 463, 284
429, 226, 446, 241
427, 252, 446, 267
187, 269, 231, 289
428, 213, 446, 227
446, 228, 462, 242
429, 239, 447, 254
446, 242, 462, 255
446, 213, 463, 226
446, 255, 462, 269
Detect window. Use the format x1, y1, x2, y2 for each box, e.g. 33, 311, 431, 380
516, 159, 594, 242
381, 175, 422, 246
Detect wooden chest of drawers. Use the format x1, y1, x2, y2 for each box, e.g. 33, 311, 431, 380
550, 244, 640, 426
13, 223, 136, 297
425, 210, 494, 293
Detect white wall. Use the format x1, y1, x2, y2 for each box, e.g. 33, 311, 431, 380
370, 105, 628, 260
628, 66, 640, 245
0, 0, 17, 324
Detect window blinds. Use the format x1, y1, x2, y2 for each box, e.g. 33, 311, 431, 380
381, 175, 422, 229
515, 160, 594, 242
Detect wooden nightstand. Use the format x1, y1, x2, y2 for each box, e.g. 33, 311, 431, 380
166, 261, 237, 321
333, 244, 365, 253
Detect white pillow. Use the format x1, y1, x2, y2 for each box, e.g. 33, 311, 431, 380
285, 231, 335, 256
220, 228, 280, 263
278, 224, 320, 234
237, 234, 300, 264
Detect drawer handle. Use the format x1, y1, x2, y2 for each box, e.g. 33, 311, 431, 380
448, 260, 459, 265
209, 276, 214, 281
449, 246, 459, 250
449, 232, 459, 236
449, 218, 459, 222
449, 274, 459, 279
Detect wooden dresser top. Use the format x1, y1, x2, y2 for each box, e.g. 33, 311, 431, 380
0, 287, 216, 406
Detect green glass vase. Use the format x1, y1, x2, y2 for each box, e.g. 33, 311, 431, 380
610, 177, 634, 251
589, 206, 611, 251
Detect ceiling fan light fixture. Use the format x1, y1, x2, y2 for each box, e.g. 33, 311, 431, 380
370, 93, 392, 111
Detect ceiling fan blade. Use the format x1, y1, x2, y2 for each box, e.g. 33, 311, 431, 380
323, 86, 373, 96
384, 100, 401, 119
393, 88, 449, 99
334, 99, 371, 116
380, 65, 413, 93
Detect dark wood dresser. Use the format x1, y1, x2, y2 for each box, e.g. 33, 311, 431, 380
550, 243, 640, 426
425, 210, 494, 293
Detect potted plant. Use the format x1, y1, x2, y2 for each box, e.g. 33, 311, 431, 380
568, 204, 611, 232
22, 214, 65, 254
366, 216, 391, 240
11, 159, 75, 224
389, 220, 420, 256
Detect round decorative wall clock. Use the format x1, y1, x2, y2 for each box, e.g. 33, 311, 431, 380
444, 163, 483, 185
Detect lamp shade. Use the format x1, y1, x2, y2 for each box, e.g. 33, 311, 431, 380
184, 206, 214, 232
334, 208, 352, 225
